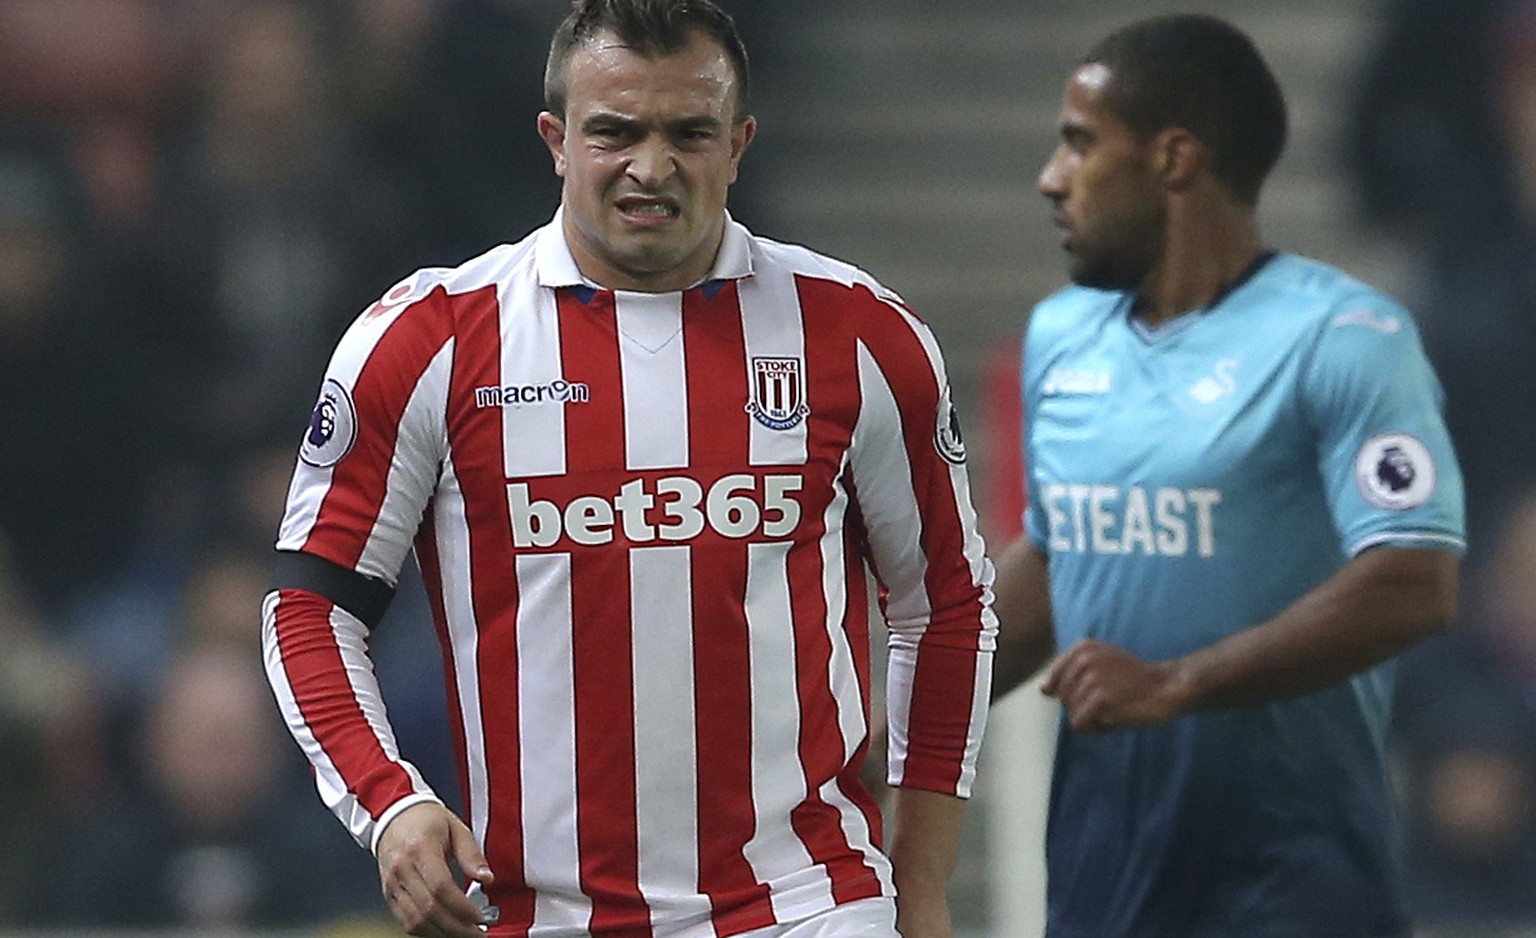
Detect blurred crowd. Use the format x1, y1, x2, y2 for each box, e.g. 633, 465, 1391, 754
1348, 0, 1536, 930
0, 0, 1534, 932
0, 0, 565, 928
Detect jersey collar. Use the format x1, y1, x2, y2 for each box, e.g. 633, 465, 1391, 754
535, 207, 756, 291
1127, 250, 1279, 342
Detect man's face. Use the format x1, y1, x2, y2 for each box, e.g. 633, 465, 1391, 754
539, 30, 755, 293
1037, 64, 1166, 291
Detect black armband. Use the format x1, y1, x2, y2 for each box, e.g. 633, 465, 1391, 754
271, 550, 396, 630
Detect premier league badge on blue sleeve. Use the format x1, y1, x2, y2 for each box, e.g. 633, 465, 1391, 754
1355, 432, 1435, 510
300, 378, 358, 468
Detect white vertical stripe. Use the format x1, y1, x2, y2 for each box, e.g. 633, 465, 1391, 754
850, 341, 931, 629
741, 541, 832, 919
433, 457, 491, 847
849, 341, 930, 785
629, 546, 707, 925
360, 341, 456, 580
615, 291, 689, 470
957, 649, 994, 796
815, 466, 867, 767
885, 659, 918, 783
501, 283, 569, 478
514, 553, 589, 932
276, 456, 331, 553
738, 258, 809, 467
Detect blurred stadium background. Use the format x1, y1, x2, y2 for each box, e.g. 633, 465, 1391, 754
1, 0, 1533, 935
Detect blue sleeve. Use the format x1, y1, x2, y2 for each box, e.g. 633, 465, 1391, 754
1300, 298, 1466, 556
1021, 311, 1050, 552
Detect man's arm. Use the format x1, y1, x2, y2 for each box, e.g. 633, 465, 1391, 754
842, 296, 996, 937
1042, 546, 1458, 732
262, 280, 485, 934
989, 535, 1056, 701
887, 788, 966, 938
263, 585, 492, 938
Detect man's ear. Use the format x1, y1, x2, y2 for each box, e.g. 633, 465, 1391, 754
728, 115, 757, 183
538, 111, 568, 177
1153, 127, 1203, 193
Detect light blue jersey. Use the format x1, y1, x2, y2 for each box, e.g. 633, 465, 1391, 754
1023, 253, 1465, 937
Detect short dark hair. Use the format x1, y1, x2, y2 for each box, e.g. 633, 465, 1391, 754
544, 0, 750, 120
1085, 14, 1287, 205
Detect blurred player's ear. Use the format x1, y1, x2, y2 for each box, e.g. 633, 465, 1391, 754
727, 115, 757, 182
538, 111, 569, 177
1154, 128, 1202, 193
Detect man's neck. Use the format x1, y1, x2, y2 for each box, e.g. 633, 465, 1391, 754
561, 214, 724, 294
1135, 209, 1265, 327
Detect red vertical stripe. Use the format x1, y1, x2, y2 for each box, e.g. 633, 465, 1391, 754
557, 288, 649, 933
681, 282, 775, 934
303, 292, 456, 569
273, 589, 418, 816
445, 286, 535, 929
838, 521, 884, 846
789, 278, 883, 903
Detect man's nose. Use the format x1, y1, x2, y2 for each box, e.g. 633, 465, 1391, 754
626, 136, 677, 187
1038, 147, 1068, 199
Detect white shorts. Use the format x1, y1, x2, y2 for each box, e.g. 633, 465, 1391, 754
737, 898, 899, 938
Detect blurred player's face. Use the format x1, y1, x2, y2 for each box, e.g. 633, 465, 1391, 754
1038, 64, 1166, 291
539, 29, 755, 292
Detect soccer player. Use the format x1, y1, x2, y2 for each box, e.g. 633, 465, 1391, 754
259, 2, 996, 937
991, 14, 1466, 937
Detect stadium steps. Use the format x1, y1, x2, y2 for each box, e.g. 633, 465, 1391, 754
750, 0, 1386, 417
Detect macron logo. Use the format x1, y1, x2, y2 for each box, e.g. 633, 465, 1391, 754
475, 379, 591, 408
1042, 366, 1112, 396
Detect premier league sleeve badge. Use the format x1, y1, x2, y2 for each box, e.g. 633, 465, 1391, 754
299, 378, 359, 468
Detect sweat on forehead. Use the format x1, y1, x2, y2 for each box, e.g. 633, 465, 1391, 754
544, 0, 750, 119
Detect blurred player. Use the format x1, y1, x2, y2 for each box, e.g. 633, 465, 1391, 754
260, 1, 996, 936
991, 14, 1465, 936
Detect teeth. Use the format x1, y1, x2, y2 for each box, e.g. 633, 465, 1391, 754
622, 202, 675, 217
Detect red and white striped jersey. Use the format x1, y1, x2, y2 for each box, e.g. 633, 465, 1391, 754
261, 212, 996, 938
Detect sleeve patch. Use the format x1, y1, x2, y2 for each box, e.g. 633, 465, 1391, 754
299, 378, 359, 468
935, 384, 967, 465
1355, 432, 1435, 510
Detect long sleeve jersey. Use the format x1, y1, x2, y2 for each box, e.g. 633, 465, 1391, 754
261, 212, 996, 938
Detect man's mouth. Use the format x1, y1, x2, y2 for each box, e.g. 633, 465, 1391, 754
1051, 212, 1075, 249
616, 196, 680, 222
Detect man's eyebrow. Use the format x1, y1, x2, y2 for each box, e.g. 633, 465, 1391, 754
579, 112, 726, 136
668, 115, 724, 132
580, 111, 639, 132
1060, 121, 1093, 144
